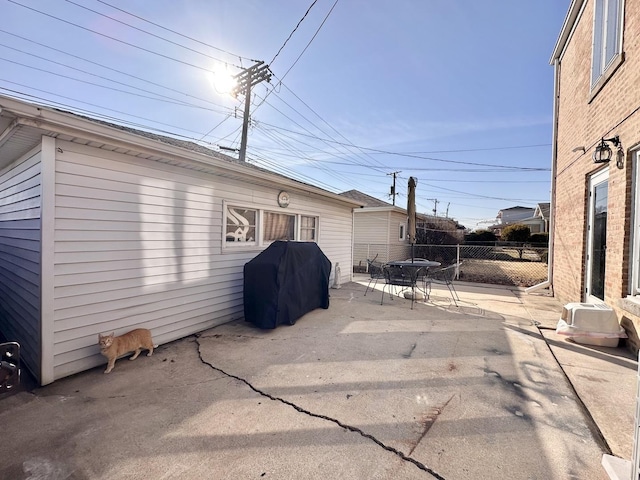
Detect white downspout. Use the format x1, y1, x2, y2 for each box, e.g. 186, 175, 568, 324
526, 58, 559, 295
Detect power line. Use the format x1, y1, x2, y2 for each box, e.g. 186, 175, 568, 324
255, 121, 388, 174
270, 0, 320, 66
260, 0, 340, 106
277, 81, 388, 169
255, 121, 550, 171
0, 81, 214, 137
403, 144, 551, 154
63, 0, 240, 68
0, 88, 229, 148
253, 95, 389, 174
7, 0, 219, 74
95, 0, 256, 62
0, 54, 230, 114
0, 29, 230, 109
418, 184, 543, 203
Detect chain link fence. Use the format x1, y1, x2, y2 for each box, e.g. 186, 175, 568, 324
354, 242, 548, 288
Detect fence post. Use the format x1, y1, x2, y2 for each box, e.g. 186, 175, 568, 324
456, 244, 460, 279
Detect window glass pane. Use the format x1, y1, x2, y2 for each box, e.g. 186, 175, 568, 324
264, 212, 295, 242
226, 207, 257, 243
604, 0, 620, 66
300, 216, 317, 241
592, 0, 605, 85
590, 181, 608, 300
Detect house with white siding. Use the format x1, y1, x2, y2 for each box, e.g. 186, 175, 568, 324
0, 95, 361, 385
340, 190, 415, 268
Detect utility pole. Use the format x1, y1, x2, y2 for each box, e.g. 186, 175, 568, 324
387, 171, 401, 205
427, 198, 439, 216
445, 202, 450, 218
231, 61, 272, 162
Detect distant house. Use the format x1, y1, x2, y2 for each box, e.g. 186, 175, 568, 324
549, 0, 640, 350
340, 190, 462, 269
533, 202, 551, 234
488, 205, 548, 236
340, 190, 412, 267
0, 95, 361, 385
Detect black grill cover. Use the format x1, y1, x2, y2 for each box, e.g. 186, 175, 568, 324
243, 241, 331, 329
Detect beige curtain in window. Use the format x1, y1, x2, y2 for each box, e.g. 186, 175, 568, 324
264, 212, 295, 241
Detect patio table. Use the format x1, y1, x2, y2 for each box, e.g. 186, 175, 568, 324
383, 260, 441, 308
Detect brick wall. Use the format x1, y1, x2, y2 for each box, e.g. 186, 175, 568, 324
553, 0, 640, 351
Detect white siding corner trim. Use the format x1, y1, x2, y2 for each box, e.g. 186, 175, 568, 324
40, 136, 56, 385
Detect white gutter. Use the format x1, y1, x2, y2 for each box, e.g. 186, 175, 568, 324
526, 58, 560, 295
550, 0, 585, 64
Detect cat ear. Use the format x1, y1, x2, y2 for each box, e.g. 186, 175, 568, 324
98, 333, 103, 339
109, 332, 115, 337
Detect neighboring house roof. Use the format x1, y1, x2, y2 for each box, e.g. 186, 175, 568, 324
341, 190, 465, 230
339, 190, 391, 208
499, 206, 533, 212
0, 95, 363, 208
535, 202, 551, 219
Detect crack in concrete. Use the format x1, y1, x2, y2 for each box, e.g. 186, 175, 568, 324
402, 343, 417, 358
408, 394, 455, 456
194, 336, 445, 480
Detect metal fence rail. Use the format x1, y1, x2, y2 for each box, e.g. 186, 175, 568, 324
354, 243, 548, 288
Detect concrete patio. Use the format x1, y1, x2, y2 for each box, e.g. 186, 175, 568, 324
0, 277, 636, 479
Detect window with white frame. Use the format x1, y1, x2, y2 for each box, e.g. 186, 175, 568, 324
399, 223, 406, 241
225, 207, 257, 244
300, 215, 317, 241
224, 203, 318, 248
591, 0, 623, 88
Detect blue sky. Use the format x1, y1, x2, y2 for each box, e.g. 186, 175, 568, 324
1, 0, 571, 229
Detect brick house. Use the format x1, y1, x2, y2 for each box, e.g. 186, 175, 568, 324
550, 0, 640, 350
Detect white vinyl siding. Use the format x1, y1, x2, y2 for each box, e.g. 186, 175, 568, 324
51, 141, 353, 380
352, 210, 411, 266
0, 148, 42, 381
388, 211, 411, 262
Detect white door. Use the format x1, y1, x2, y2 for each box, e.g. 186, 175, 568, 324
585, 168, 609, 302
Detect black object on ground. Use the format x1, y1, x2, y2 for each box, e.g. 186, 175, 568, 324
244, 241, 331, 329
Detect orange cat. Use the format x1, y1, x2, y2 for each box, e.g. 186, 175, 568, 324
98, 328, 156, 374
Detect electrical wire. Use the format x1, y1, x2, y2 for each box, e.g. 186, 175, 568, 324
0, 29, 230, 110
95, 0, 257, 63
0, 88, 230, 149
255, 120, 550, 171
259, 0, 340, 107
254, 95, 389, 174
0, 55, 231, 114
7, 0, 218, 74
64, 0, 241, 68
276, 81, 388, 169
198, 115, 233, 142
270, 0, 319, 66
0, 81, 213, 136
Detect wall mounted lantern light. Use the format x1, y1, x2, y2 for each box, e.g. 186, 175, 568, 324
592, 136, 620, 164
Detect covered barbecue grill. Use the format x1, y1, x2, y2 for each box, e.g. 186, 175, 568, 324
243, 241, 331, 329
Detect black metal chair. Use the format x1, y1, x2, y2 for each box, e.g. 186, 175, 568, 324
364, 259, 385, 296
425, 263, 461, 306
382, 264, 421, 309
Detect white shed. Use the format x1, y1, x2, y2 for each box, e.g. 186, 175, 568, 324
0, 95, 361, 385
